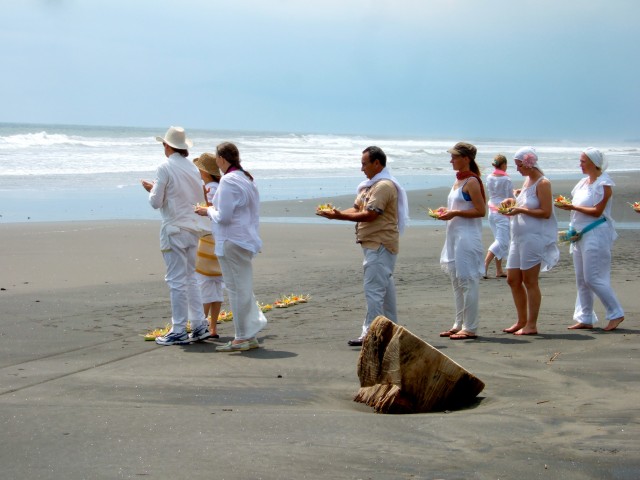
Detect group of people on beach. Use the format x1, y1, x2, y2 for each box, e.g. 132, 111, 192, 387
142, 127, 265, 351
143, 125, 626, 351
320, 141, 626, 345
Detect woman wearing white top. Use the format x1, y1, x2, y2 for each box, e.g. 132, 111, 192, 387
484, 154, 514, 278
556, 148, 625, 331
193, 152, 223, 338
502, 147, 559, 336
195, 142, 267, 351
437, 142, 486, 340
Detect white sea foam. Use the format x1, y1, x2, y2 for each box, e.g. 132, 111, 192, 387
0, 123, 638, 184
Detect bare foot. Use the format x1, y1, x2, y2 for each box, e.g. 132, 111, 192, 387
514, 328, 538, 335
503, 323, 525, 333
603, 317, 624, 331
440, 329, 460, 337
567, 322, 593, 330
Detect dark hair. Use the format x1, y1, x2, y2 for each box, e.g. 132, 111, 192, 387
165, 143, 189, 157
362, 146, 387, 167
469, 158, 481, 176
216, 142, 253, 181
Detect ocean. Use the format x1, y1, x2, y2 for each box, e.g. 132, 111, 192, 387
1, 122, 639, 223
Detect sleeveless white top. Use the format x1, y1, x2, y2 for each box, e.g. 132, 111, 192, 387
440, 179, 484, 279
510, 176, 559, 271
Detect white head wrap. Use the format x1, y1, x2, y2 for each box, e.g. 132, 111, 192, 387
584, 147, 607, 171
514, 146, 543, 174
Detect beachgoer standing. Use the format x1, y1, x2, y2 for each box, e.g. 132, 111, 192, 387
141, 126, 212, 345
436, 142, 486, 340
484, 154, 514, 278
502, 147, 559, 336
556, 147, 625, 331
195, 142, 267, 352
193, 152, 224, 338
317, 146, 409, 347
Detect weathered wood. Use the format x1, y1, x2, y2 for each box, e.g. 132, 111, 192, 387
354, 316, 485, 414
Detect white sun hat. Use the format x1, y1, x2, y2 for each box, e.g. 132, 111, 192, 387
155, 126, 193, 150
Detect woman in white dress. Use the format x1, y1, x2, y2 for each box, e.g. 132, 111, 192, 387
483, 154, 514, 278
437, 142, 486, 340
502, 147, 559, 336
556, 147, 624, 331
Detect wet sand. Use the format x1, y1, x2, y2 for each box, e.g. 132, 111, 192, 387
0, 173, 639, 479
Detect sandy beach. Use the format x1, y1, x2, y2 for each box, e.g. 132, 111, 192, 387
1, 174, 639, 479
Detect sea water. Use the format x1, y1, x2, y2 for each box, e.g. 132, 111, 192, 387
1, 122, 639, 223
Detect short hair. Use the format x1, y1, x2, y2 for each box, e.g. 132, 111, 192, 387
362, 146, 387, 167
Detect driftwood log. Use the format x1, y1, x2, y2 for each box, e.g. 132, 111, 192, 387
354, 316, 485, 414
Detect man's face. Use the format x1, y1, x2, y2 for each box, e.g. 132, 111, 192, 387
361, 152, 379, 180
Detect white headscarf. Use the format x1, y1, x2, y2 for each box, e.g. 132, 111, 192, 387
357, 167, 410, 234
514, 146, 543, 174
584, 147, 608, 171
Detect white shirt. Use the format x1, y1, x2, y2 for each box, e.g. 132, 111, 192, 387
148, 153, 209, 251
207, 170, 262, 256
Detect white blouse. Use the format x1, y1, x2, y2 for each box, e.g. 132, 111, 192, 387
207, 170, 262, 256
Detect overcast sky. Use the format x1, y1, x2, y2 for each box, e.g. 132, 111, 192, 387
2, 0, 639, 140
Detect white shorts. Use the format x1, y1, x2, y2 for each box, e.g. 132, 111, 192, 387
196, 273, 224, 303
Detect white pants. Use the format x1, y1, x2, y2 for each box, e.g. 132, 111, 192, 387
218, 241, 267, 340
362, 245, 397, 337
488, 212, 510, 260
572, 228, 624, 324
448, 267, 480, 333
162, 229, 206, 334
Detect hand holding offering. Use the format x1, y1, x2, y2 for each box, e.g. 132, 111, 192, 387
427, 207, 446, 219
498, 198, 516, 215
554, 194, 572, 208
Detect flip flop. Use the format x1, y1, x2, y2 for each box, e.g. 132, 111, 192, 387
449, 332, 478, 340
439, 329, 460, 337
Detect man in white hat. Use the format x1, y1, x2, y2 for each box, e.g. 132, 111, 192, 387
141, 126, 212, 345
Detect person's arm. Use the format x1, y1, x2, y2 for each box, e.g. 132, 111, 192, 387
511, 178, 553, 218
318, 206, 379, 223
560, 185, 611, 218
147, 166, 168, 210
208, 181, 241, 225
439, 178, 486, 220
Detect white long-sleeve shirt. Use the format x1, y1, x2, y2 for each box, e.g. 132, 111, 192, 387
207, 170, 262, 256
148, 152, 209, 250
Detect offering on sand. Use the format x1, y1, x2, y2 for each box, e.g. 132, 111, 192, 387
426, 207, 446, 219
143, 324, 171, 341
143, 321, 192, 340
316, 203, 337, 213
274, 293, 311, 308
629, 201, 640, 213
554, 194, 572, 207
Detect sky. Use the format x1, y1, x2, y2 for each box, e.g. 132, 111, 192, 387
1, 0, 639, 140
